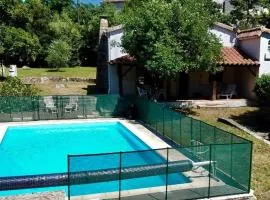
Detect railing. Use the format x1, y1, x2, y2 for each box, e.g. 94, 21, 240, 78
67, 96, 252, 200
68, 144, 252, 199
0, 95, 252, 199
0, 95, 128, 122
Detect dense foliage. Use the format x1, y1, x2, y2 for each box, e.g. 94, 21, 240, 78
254, 74, 270, 105
0, 77, 40, 96
121, 0, 222, 78
0, 0, 119, 67
46, 39, 72, 69
228, 0, 270, 29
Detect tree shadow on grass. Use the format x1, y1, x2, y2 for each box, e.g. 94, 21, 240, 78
230, 107, 270, 133
46, 69, 65, 72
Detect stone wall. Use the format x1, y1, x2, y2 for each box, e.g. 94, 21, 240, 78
22, 77, 96, 84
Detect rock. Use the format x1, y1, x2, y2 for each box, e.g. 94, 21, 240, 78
22, 66, 30, 69
55, 84, 65, 88
40, 77, 49, 83
22, 77, 96, 84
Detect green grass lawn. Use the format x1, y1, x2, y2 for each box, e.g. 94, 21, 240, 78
17, 67, 96, 79
189, 107, 270, 200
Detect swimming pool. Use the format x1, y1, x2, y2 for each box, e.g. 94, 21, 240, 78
0, 121, 189, 197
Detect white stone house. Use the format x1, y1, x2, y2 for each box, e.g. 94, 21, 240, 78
96, 19, 270, 100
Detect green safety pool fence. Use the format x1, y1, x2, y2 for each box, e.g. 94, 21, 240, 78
0, 95, 252, 199
68, 144, 252, 200
0, 95, 129, 122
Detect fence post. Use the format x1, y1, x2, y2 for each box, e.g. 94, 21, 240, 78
171, 112, 173, 139
119, 151, 122, 200
162, 107, 165, 136
165, 147, 169, 200
214, 126, 217, 143
19, 97, 23, 121
67, 155, 70, 200
31, 97, 34, 120
37, 97, 40, 121
208, 144, 212, 198
190, 119, 193, 145
179, 116, 182, 145
230, 134, 233, 178
61, 96, 64, 119
248, 142, 253, 193
199, 121, 202, 143
82, 95, 85, 118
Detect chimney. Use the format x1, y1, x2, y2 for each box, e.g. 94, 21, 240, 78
99, 15, 109, 41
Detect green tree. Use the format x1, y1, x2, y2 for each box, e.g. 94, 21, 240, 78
0, 77, 40, 96
0, 0, 21, 26
25, 0, 53, 66
121, 0, 221, 77
75, 3, 119, 65
259, 0, 270, 28
254, 74, 270, 105
42, 0, 72, 13
46, 39, 72, 69
1, 26, 41, 66
49, 12, 82, 66
0, 0, 120, 67
229, 0, 260, 28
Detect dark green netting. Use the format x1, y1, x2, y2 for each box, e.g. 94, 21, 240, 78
0, 95, 129, 121
0, 95, 252, 199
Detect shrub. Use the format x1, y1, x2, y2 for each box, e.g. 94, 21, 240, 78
0, 77, 40, 96
254, 74, 270, 105
46, 39, 72, 70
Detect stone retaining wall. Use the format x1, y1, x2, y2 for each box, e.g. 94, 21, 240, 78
23, 77, 96, 84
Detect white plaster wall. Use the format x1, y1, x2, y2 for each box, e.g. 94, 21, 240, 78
238, 38, 260, 60
259, 33, 270, 76
210, 26, 236, 47
108, 64, 119, 94
108, 29, 127, 61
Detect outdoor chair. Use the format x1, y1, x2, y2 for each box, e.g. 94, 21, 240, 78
65, 96, 79, 113
151, 88, 165, 101
43, 96, 57, 114
137, 87, 148, 97
217, 84, 237, 99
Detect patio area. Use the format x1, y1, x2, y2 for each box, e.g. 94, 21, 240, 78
166, 99, 253, 109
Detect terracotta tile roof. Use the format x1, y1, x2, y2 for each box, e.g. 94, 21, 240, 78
109, 55, 136, 65
237, 26, 270, 40
110, 47, 259, 66
219, 47, 259, 66
214, 22, 236, 32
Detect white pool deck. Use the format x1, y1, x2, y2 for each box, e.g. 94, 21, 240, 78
0, 119, 254, 200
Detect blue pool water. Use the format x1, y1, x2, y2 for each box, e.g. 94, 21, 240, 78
0, 122, 190, 197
